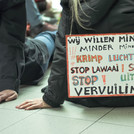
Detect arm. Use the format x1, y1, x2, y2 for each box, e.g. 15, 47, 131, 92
42, 10, 70, 107
16, 4, 70, 109
0, 0, 26, 102
16, 31, 57, 110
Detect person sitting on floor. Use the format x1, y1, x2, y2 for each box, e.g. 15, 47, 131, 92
16, 0, 134, 110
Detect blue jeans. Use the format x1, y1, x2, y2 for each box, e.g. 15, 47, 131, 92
35, 31, 56, 72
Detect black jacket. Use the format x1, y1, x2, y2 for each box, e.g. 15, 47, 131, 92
0, 0, 26, 92
43, 0, 134, 107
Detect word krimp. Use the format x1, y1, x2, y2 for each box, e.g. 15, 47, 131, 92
76, 55, 103, 64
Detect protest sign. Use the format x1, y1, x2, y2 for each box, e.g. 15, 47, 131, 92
66, 33, 134, 98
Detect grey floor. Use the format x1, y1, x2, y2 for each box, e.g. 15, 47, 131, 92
1, 68, 134, 134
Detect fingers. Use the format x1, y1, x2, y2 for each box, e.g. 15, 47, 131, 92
16, 100, 39, 110
0, 94, 7, 103
0, 90, 18, 103
5, 93, 18, 102
24, 104, 39, 110
16, 100, 33, 109
16, 99, 51, 110
18, 103, 33, 110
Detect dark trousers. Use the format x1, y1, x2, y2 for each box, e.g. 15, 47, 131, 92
0, 0, 26, 92
21, 31, 56, 85
0, 0, 56, 93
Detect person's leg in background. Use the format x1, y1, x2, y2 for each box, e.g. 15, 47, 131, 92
20, 31, 56, 85
34, 31, 56, 72
26, 0, 57, 37
26, 0, 43, 28
0, 0, 26, 102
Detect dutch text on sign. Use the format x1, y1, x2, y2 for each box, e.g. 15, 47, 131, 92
66, 33, 134, 98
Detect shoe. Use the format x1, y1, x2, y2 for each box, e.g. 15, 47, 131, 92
29, 22, 57, 38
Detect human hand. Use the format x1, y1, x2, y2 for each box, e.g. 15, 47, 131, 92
16, 98, 51, 110
0, 90, 18, 103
